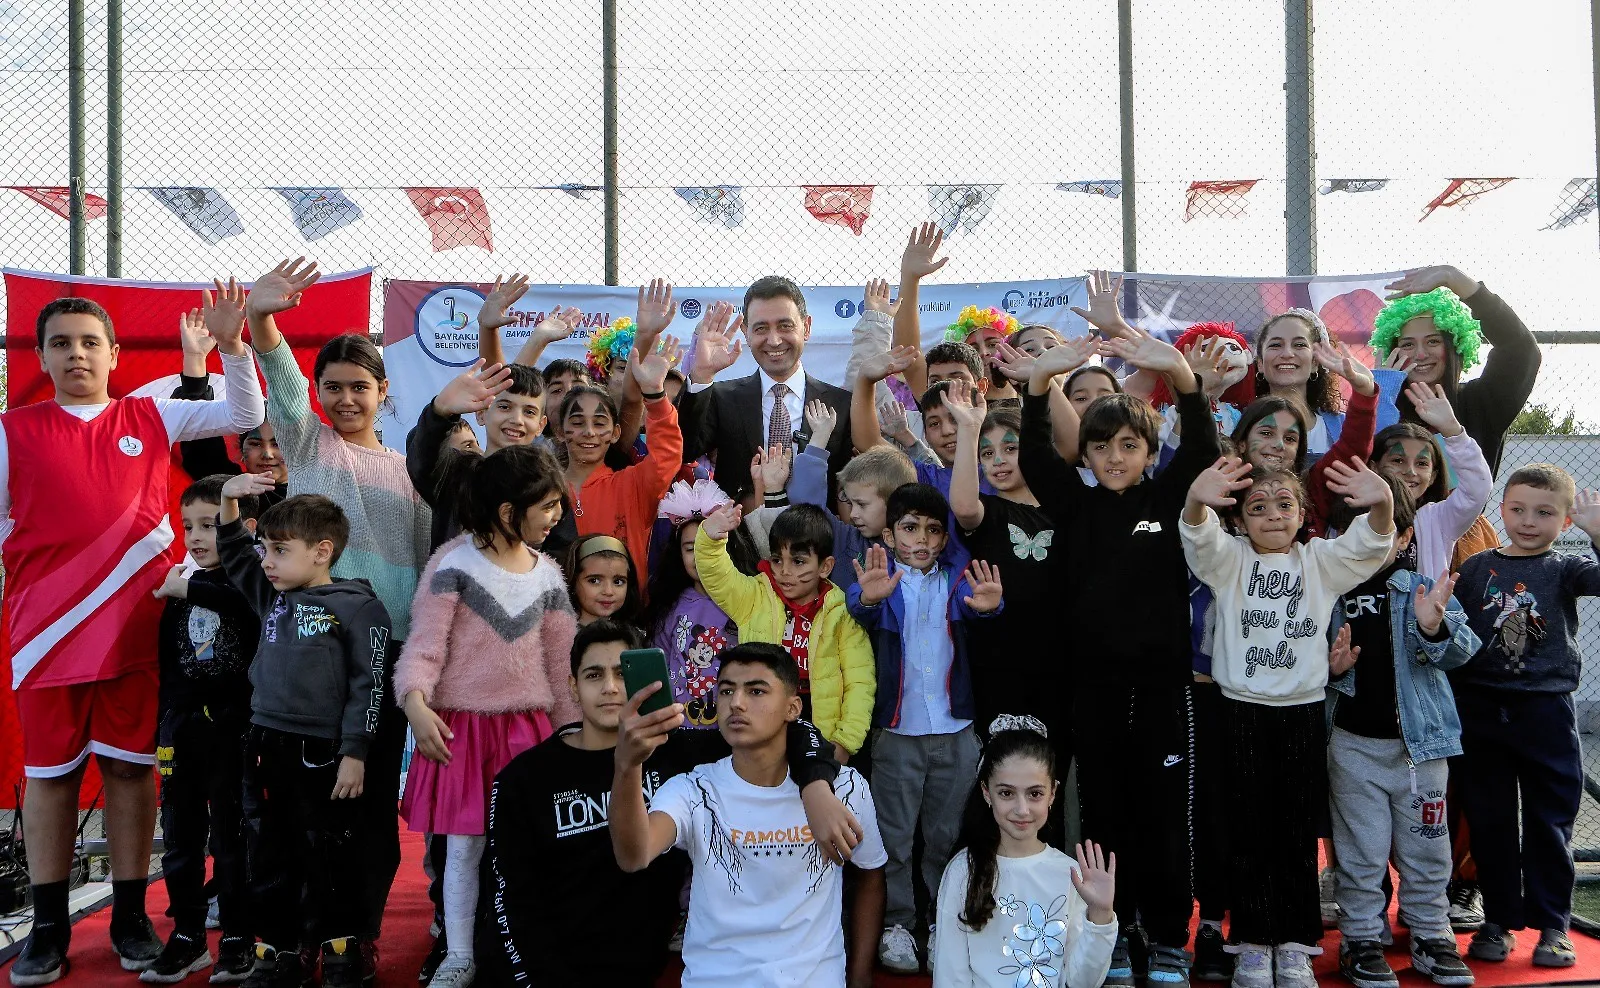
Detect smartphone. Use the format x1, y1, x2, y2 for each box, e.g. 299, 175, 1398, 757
620, 647, 675, 717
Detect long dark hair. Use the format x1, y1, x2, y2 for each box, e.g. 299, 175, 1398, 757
1253, 312, 1341, 416
1231, 394, 1313, 476
951, 727, 1058, 932
642, 518, 760, 639
456, 444, 566, 550
557, 384, 636, 472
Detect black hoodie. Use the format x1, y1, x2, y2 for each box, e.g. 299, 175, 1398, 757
217, 518, 394, 759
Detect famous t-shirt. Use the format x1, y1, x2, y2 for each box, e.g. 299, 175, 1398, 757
653, 758, 888, 988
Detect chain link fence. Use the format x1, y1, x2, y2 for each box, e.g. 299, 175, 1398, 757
6, 0, 1600, 913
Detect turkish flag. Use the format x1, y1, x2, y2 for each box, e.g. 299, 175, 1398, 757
406, 187, 494, 252
9, 187, 110, 220
0, 267, 368, 808
803, 186, 874, 235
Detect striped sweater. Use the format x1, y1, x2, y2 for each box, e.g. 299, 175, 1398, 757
394, 537, 579, 720
257, 341, 432, 641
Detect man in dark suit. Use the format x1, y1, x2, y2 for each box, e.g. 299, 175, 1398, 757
679, 276, 853, 500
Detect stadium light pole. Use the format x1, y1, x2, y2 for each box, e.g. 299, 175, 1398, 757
1285, 0, 1317, 276
107, 0, 123, 277
1117, 0, 1136, 274
68, 0, 87, 275
602, 0, 620, 286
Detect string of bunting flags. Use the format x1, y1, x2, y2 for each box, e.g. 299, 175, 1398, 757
8, 177, 1596, 249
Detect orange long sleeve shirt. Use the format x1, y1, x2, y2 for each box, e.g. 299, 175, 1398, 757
569, 396, 683, 580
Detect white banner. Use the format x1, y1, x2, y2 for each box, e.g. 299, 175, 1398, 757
378, 277, 1089, 450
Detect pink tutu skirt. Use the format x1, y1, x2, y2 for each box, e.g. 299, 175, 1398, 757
400, 708, 553, 836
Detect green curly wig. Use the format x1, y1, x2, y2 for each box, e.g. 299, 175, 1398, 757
1369, 287, 1483, 371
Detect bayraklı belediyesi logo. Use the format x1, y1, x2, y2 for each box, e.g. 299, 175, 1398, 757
415, 286, 487, 367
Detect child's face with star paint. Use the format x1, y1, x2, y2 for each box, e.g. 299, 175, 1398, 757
978, 424, 1027, 494
1239, 476, 1304, 553
1242, 410, 1302, 473
1376, 437, 1436, 503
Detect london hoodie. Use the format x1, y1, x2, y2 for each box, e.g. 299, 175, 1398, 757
217, 518, 394, 758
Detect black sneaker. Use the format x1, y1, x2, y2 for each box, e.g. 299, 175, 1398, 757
1340, 939, 1398, 988
1193, 925, 1233, 981
237, 945, 307, 988
417, 934, 446, 983
1147, 943, 1193, 987
1126, 924, 1151, 982
112, 914, 165, 972
1447, 881, 1484, 932
358, 937, 378, 987
1410, 936, 1475, 985
1533, 929, 1577, 968
1467, 923, 1514, 962
210, 937, 257, 984
138, 931, 212, 983
7, 928, 69, 986
1103, 934, 1136, 988
320, 938, 362, 988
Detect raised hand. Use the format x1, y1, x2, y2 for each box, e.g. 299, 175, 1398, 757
221, 471, 278, 502
698, 501, 743, 541
631, 333, 681, 394
945, 377, 988, 416
989, 339, 1037, 384
961, 559, 1003, 613
180, 308, 215, 358
690, 301, 744, 384
478, 274, 531, 332
1071, 841, 1117, 925
1415, 572, 1458, 638
1069, 269, 1137, 340
246, 258, 320, 318
805, 398, 838, 449
1404, 382, 1464, 437
405, 693, 455, 765
1188, 456, 1254, 509
433, 358, 514, 416
151, 564, 188, 601
1324, 457, 1393, 508
900, 222, 949, 281
635, 278, 675, 344
851, 544, 903, 606
939, 386, 987, 434
857, 344, 920, 385
1184, 337, 1235, 398
531, 305, 583, 347
1104, 332, 1184, 376
750, 444, 793, 496
615, 682, 684, 770
863, 278, 898, 317
1383, 265, 1475, 301
1313, 339, 1376, 397
1329, 623, 1360, 676
877, 397, 916, 445
202, 277, 249, 355
1571, 489, 1600, 541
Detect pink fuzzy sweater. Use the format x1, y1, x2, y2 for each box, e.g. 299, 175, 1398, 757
394, 536, 580, 722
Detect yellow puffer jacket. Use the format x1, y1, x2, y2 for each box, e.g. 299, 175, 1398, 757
694, 524, 876, 753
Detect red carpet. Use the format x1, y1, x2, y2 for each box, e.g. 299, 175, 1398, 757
8, 830, 1600, 986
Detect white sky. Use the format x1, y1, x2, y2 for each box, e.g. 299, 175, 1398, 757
2, 0, 1598, 417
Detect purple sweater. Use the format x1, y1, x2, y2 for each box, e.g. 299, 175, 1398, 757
651, 588, 738, 730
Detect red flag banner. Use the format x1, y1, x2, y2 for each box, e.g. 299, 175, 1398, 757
1419, 178, 1515, 221
1183, 180, 1259, 222
405, 187, 494, 252
0, 268, 368, 806
803, 185, 875, 235
8, 186, 110, 220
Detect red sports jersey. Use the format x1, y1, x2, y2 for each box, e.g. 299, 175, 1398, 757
4, 397, 177, 689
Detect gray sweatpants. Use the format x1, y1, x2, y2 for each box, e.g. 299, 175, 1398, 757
1327, 727, 1453, 941
873, 726, 981, 929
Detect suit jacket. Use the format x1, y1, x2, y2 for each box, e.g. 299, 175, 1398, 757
678, 370, 853, 500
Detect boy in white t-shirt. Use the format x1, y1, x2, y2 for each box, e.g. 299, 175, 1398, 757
611, 641, 889, 988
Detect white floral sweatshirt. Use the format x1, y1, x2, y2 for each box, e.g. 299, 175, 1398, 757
1180, 510, 1392, 706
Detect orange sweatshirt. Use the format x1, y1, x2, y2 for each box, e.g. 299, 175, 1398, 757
569, 396, 683, 579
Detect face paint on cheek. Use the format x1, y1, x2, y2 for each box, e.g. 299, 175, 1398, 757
1003, 431, 1019, 445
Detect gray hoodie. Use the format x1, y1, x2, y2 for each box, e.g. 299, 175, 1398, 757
217, 519, 393, 759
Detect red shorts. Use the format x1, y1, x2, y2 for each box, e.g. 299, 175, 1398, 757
15, 667, 159, 778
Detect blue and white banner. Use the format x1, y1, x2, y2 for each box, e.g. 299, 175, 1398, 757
378, 277, 1089, 451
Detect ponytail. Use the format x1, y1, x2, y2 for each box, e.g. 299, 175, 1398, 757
457, 444, 566, 549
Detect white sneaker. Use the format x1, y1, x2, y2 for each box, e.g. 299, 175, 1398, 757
1273, 944, 1319, 988
1230, 945, 1273, 988
1319, 867, 1339, 928
879, 925, 920, 974
927, 924, 939, 966
427, 955, 476, 988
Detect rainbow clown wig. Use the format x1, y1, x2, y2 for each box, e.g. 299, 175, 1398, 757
944, 305, 1020, 345
1369, 288, 1483, 372
586, 317, 635, 380
1147, 321, 1257, 409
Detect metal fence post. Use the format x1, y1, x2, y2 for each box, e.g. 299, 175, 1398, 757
1285, 0, 1316, 276
602, 0, 620, 287
68, 0, 87, 276
1117, 0, 1136, 274
107, 0, 123, 277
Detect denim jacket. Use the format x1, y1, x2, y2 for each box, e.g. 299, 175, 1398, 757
1326, 568, 1482, 763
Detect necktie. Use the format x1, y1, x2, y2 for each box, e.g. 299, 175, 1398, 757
768, 382, 793, 450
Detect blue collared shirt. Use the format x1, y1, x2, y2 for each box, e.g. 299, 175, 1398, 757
890, 564, 972, 737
